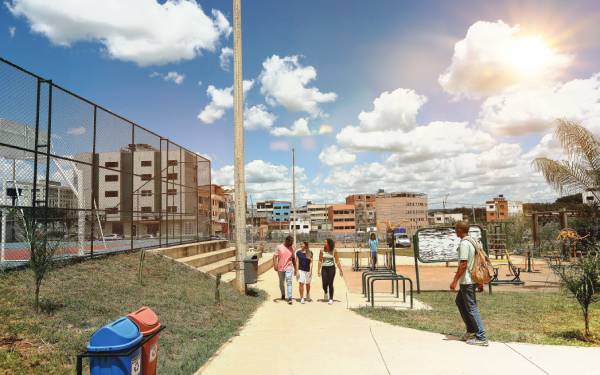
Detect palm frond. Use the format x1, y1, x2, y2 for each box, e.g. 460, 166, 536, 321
532, 157, 594, 195
555, 119, 600, 179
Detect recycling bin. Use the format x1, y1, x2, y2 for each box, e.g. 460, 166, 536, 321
127, 307, 161, 375
244, 254, 259, 284
87, 317, 143, 375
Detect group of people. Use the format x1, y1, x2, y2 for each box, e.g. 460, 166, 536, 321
273, 236, 343, 305
270, 222, 488, 347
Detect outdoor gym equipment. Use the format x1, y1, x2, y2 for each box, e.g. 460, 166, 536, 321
361, 240, 414, 308
556, 228, 589, 258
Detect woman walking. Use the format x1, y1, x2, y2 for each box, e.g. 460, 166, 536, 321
296, 241, 313, 304
318, 238, 344, 305
368, 232, 378, 270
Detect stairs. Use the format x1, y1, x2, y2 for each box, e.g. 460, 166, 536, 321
154, 240, 273, 284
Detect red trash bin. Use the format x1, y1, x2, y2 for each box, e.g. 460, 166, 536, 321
127, 307, 161, 375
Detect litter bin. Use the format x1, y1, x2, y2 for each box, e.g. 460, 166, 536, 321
87, 317, 143, 375
127, 307, 161, 375
244, 254, 259, 284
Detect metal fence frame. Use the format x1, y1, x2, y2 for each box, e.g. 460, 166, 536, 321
0, 57, 212, 267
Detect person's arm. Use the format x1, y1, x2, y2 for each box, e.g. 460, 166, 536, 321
293, 250, 298, 275
334, 250, 344, 277
308, 252, 313, 274
273, 251, 279, 271
317, 250, 323, 277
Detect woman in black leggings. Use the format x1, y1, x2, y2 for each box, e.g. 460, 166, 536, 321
318, 238, 344, 305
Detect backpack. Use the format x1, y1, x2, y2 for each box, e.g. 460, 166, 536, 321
463, 236, 494, 284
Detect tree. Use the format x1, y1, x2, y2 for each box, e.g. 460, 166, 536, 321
549, 251, 600, 339
18, 214, 63, 312
532, 119, 600, 200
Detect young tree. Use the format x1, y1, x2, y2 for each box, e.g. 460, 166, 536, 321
550, 252, 600, 339
19, 215, 63, 312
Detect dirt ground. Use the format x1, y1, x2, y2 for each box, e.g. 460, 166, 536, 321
343, 256, 560, 294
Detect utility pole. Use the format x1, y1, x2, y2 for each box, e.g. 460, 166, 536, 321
442, 194, 448, 225
233, 0, 246, 290
292, 147, 297, 246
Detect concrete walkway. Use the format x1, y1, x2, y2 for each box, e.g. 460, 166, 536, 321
196, 266, 600, 375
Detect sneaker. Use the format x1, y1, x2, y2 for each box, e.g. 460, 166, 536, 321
460, 332, 476, 342
328, 299, 333, 305
466, 338, 489, 347
281, 295, 285, 301
301, 298, 305, 304
287, 298, 293, 305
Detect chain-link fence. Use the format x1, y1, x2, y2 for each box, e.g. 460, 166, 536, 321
0, 58, 211, 268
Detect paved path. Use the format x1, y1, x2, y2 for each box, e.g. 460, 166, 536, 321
197, 265, 600, 375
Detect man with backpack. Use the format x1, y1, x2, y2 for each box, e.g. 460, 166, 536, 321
450, 221, 489, 346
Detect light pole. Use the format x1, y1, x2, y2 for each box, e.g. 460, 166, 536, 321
292, 147, 297, 246
233, 0, 246, 290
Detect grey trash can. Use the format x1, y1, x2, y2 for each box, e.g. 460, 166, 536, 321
244, 254, 259, 284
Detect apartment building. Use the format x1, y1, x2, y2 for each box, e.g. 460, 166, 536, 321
486, 195, 508, 222
427, 212, 464, 225
328, 204, 356, 233
307, 202, 331, 231
346, 194, 377, 232
198, 184, 229, 235
374, 191, 428, 234
1, 180, 77, 209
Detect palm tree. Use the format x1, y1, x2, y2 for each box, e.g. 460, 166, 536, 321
532, 119, 600, 201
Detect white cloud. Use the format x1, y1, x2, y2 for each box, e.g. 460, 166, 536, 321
150, 71, 185, 85
358, 88, 427, 131
270, 141, 290, 151
270, 118, 312, 137
244, 104, 276, 130
439, 20, 571, 98
318, 124, 333, 134
337, 121, 494, 161
219, 47, 233, 71
7, 0, 231, 66
8, 26, 16, 38
197, 80, 203, 86
478, 73, 600, 136
212, 160, 308, 200
66, 126, 86, 136
259, 55, 337, 116
319, 145, 356, 166
198, 80, 254, 124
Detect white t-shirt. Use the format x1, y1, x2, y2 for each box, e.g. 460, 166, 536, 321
458, 239, 475, 285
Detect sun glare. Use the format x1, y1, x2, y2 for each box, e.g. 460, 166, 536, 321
508, 36, 557, 75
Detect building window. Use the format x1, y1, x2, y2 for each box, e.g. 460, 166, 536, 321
105, 191, 118, 198
105, 174, 118, 182
167, 189, 177, 196
141, 160, 152, 167
141, 190, 152, 197
141, 174, 152, 181
167, 160, 178, 166
105, 161, 119, 168
105, 207, 118, 214
167, 206, 177, 213
141, 206, 152, 213
167, 173, 178, 180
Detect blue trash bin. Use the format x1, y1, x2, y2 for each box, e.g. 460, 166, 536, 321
88, 317, 143, 375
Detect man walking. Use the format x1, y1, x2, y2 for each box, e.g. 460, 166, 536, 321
450, 221, 488, 346
273, 235, 297, 304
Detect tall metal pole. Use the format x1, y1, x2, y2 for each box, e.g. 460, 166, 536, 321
233, 0, 246, 290
292, 147, 297, 246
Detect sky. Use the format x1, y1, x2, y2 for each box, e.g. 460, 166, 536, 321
2, 0, 600, 208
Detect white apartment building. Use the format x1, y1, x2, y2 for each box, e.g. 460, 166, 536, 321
508, 201, 524, 216
428, 212, 464, 225
307, 203, 331, 231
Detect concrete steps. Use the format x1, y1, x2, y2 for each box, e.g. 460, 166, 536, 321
178, 247, 236, 268
198, 256, 237, 276
157, 240, 229, 259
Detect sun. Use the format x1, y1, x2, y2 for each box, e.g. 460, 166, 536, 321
507, 36, 560, 75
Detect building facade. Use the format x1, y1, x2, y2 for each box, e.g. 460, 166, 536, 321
427, 212, 464, 225
374, 191, 428, 234
328, 204, 356, 233
307, 203, 331, 231
272, 201, 291, 222
486, 195, 509, 222
346, 194, 376, 232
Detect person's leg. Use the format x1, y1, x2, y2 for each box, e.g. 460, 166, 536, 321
372, 252, 377, 269
321, 267, 328, 299
463, 284, 487, 341
278, 271, 285, 299
329, 266, 336, 300
456, 286, 475, 334
299, 282, 305, 299
306, 282, 311, 300
285, 269, 293, 301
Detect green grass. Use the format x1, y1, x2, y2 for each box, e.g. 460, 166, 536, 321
0, 252, 265, 374
355, 291, 600, 346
